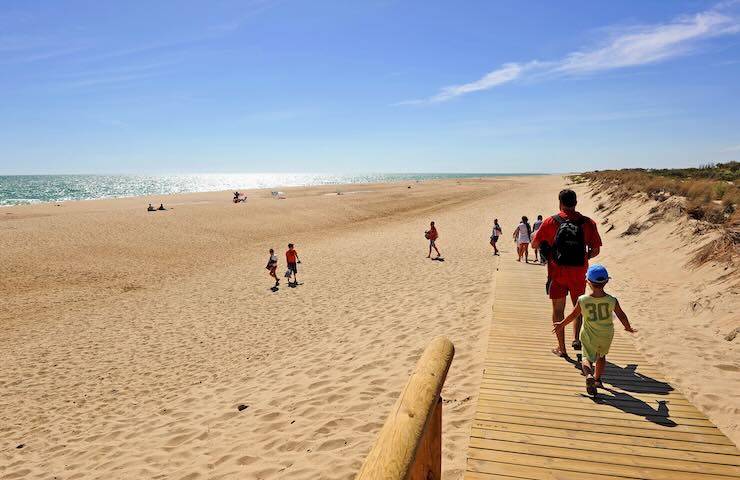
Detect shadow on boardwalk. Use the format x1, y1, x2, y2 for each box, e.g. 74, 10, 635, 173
563, 357, 678, 427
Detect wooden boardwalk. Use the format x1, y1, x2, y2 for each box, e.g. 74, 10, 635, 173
465, 258, 740, 480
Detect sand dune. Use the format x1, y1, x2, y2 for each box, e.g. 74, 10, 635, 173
574, 181, 740, 446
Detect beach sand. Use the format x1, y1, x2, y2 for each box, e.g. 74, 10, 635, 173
1, 175, 738, 479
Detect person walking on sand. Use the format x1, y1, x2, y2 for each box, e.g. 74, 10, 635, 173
426, 221, 441, 259
532, 189, 602, 358
532, 215, 543, 263
513, 216, 532, 262
285, 243, 300, 286
490, 219, 503, 255
266, 248, 279, 287
553, 264, 636, 396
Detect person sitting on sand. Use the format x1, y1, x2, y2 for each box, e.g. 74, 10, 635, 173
157, 203, 166, 211
425, 221, 441, 259
147, 204, 155, 212
513, 216, 531, 262
553, 264, 636, 396
532, 189, 602, 358
532, 215, 543, 262
266, 248, 279, 287
490, 219, 502, 256
286, 243, 300, 285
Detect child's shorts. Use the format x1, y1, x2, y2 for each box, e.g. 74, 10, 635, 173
580, 328, 614, 364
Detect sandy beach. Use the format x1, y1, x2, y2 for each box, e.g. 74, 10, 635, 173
1, 175, 738, 479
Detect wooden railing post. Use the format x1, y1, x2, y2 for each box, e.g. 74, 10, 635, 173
409, 397, 442, 480
355, 337, 454, 480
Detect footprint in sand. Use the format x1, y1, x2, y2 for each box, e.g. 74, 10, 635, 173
716, 364, 739, 372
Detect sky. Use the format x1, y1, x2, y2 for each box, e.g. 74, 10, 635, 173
1, 0, 740, 174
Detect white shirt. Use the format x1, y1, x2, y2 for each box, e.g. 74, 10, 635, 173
517, 223, 530, 243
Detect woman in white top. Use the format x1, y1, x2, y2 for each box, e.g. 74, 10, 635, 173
490, 219, 503, 255
266, 248, 279, 287
512, 216, 532, 263
532, 214, 543, 263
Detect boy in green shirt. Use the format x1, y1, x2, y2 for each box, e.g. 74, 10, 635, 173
553, 264, 636, 396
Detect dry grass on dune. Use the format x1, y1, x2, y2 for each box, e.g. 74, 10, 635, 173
571, 162, 740, 266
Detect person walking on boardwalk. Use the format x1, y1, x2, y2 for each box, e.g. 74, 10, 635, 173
285, 243, 301, 286
513, 216, 531, 262
553, 264, 636, 396
490, 219, 502, 255
532, 215, 543, 263
531, 189, 602, 358
426, 221, 441, 259
266, 248, 279, 287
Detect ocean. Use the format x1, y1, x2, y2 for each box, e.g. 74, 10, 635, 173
0, 173, 532, 206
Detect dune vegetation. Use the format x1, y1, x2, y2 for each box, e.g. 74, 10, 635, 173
571, 162, 739, 266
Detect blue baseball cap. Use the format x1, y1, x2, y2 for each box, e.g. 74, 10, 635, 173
586, 264, 610, 283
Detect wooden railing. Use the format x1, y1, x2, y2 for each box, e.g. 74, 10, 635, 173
355, 336, 455, 480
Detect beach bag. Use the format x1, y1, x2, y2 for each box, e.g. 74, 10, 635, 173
551, 215, 587, 266
424, 231, 430, 240
284, 269, 292, 278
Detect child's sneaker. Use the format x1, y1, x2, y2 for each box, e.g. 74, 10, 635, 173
586, 375, 597, 396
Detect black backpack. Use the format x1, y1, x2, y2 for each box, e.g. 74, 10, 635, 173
551, 214, 588, 266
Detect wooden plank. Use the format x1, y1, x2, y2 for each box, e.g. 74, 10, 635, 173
471, 421, 740, 456
469, 437, 740, 478
481, 370, 677, 392
468, 448, 740, 480
475, 404, 718, 435
471, 428, 740, 467
476, 392, 708, 420
479, 377, 690, 402
478, 384, 695, 408
475, 412, 732, 445
465, 258, 740, 479
476, 397, 713, 426
468, 457, 634, 480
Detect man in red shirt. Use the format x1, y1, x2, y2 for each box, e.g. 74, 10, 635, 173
285, 243, 300, 286
426, 221, 441, 259
532, 189, 602, 358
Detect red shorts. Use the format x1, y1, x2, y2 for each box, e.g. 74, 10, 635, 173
547, 265, 587, 303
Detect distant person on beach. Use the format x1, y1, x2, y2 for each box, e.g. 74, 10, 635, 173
425, 221, 441, 259
490, 219, 503, 255
553, 264, 635, 396
286, 243, 301, 285
532, 215, 543, 263
532, 189, 602, 358
157, 203, 166, 211
266, 248, 279, 287
147, 204, 155, 212
513, 216, 531, 262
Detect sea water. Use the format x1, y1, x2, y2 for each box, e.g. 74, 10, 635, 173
0, 173, 532, 206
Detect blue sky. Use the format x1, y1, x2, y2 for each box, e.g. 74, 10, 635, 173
1, 0, 739, 174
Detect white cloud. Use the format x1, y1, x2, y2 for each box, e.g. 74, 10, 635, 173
558, 11, 739, 74
399, 3, 740, 104
429, 62, 528, 103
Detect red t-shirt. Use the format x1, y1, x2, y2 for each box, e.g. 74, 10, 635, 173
286, 249, 298, 263
428, 226, 438, 241
532, 210, 601, 272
